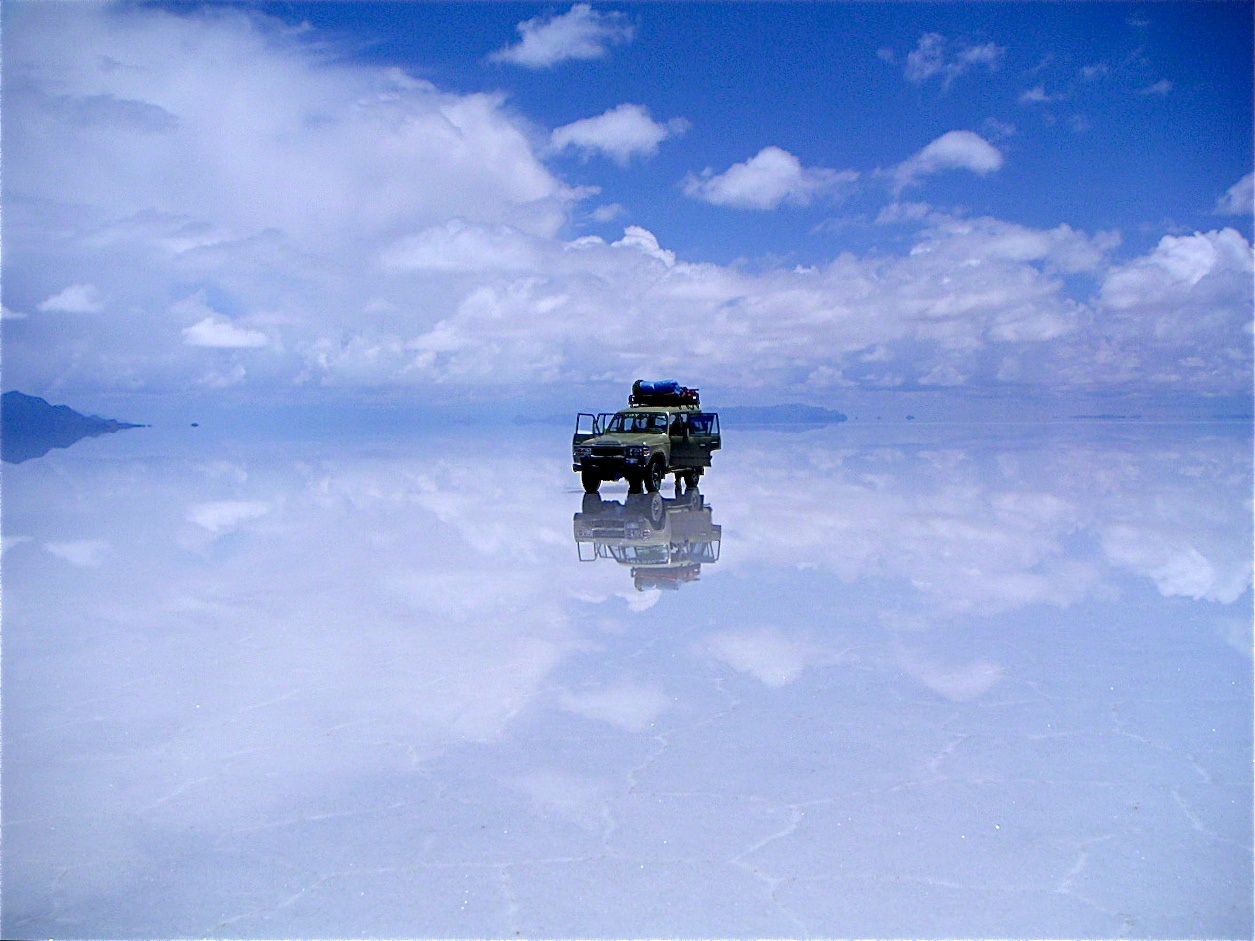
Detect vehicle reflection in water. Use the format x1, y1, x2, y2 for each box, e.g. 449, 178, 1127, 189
573, 488, 721, 590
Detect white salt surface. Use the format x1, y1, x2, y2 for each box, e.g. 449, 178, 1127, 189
2, 420, 1250, 937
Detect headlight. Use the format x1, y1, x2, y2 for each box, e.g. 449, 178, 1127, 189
626, 445, 651, 458
575, 446, 592, 458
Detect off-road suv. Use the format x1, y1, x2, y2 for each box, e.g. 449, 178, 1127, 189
573, 380, 721, 494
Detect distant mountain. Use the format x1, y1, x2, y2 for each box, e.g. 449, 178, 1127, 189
1, 391, 145, 464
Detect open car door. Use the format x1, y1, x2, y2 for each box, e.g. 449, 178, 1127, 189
670, 412, 721, 467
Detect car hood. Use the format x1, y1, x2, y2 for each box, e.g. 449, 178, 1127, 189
588, 433, 666, 447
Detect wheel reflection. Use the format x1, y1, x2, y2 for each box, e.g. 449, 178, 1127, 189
573, 488, 721, 591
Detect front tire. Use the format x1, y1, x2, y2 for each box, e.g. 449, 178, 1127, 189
644, 459, 665, 493
581, 470, 601, 494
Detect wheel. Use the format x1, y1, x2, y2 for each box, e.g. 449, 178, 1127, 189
682, 470, 701, 489
646, 492, 666, 527
644, 459, 664, 493
581, 470, 601, 494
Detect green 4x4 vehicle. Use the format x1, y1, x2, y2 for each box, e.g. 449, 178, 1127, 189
573, 380, 721, 494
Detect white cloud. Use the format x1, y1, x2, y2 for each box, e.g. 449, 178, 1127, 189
7, 5, 571, 248
3, 3, 1248, 402
1215, 172, 1254, 216
1074, 228, 1254, 390
182, 317, 269, 349
903, 33, 1005, 88
380, 220, 543, 273
894, 131, 1003, 191
45, 540, 110, 568
4, 3, 576, 392
489, 4, 634, 68
1019, 84, 1061, 105
552, 104, 688, 165
1139, 79, 1173, 96
38, 283, 104, 314
918, 363, 967, 386
175, 290, 268, 348
187, 500, 272, 534
683, 146, 857, 210
591, 203, 627, 223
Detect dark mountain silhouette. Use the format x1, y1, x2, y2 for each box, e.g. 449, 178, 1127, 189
1, 391, 146, 464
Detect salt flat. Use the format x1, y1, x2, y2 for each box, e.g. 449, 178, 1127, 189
2, 419, 1250, 938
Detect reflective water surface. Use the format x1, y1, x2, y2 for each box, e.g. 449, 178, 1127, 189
3, 419, 1251, 938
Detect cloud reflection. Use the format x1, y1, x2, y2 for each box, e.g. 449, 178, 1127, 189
2, 421, 1250, 935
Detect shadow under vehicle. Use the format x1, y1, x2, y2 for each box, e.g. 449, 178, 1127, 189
573, 489, 722, 591
573, 380, 720, 494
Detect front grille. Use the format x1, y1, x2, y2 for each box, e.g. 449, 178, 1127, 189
592, 446, 624, 457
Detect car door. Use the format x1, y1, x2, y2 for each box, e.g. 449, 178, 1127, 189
671, 412, 720, 466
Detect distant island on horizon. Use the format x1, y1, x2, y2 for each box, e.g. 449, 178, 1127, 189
1, 390, 146, 464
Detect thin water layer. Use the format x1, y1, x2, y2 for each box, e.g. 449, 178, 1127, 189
2, 420, 1251, 938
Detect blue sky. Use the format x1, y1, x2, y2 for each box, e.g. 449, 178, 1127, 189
2, 2, 1252, 406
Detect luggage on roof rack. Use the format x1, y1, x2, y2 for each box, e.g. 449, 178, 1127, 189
630, 379, 700, 407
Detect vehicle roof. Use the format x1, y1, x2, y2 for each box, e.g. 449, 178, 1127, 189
616, 404, 703, 414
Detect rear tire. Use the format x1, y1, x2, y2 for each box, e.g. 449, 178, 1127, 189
581, 470, 601, 494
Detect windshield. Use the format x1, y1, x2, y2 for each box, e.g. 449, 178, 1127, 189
606, 412, 668, 434
609, 544, 671, 564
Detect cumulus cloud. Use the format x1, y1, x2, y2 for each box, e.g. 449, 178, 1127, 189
187, 500, 272, 534
1215, 172, 1254, 216
902, 33, 1005, 88
683, 146, 857, 210
1060, 228, 1254, 391
380, 220, 543, 273
38, 284, 105, 314
3, 3, 1248, 401
552, 104, 688, 165
45, 540, 110, 568
3, 3, 576, 392
182, 317, 268, 349
393, 216, 1109, 389
894, 131, 1003, 191
175, 290, 269, 348
1019, 84, 1062, 105
7, 4, 571, 249
591, 203, 627, 223
488, 4, 634, 68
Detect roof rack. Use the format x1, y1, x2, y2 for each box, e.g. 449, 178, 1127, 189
629, 379, 700, 407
